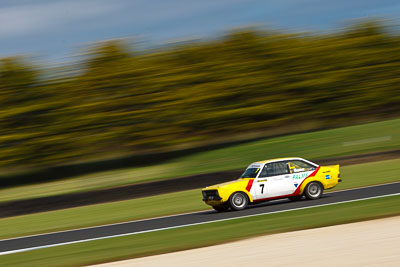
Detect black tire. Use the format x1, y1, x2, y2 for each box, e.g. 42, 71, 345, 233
304, 182, 323, 200
289, 195, 303, 201
229, 192, 248, 211
212, 205, 229, 212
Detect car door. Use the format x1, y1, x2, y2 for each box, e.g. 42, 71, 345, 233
254, 161, 293, 200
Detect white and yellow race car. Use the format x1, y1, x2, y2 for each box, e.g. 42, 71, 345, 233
202, 157, 341, 211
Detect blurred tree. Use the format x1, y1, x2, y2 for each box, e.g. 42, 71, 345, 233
0, 57, 46, 165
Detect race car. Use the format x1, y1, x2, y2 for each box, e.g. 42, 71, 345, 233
202, 157, 341, 212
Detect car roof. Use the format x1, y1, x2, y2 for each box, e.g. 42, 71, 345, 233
254, 157, 305, 164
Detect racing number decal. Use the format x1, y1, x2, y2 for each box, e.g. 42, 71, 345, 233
259, 184, 265, 194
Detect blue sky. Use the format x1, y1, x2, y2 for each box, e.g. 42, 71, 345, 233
1, 0, 400, 63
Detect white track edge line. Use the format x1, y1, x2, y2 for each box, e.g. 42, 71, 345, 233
1, 192, 399, 256
1, 181, 399, 242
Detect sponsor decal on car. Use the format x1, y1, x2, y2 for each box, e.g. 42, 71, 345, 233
293, 173, 309, 179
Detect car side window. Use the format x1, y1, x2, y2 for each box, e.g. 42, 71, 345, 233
288, 160, 316, 173
259, 165, 268, 177
259, 161, 289, 177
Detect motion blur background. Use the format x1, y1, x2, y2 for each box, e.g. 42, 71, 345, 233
1, 1, 400, 265
0, 0, 399, 182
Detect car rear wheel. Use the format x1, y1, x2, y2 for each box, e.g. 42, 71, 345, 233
229, 192, 248, 211
305, 182, 323, 200
212, 205, 229, 212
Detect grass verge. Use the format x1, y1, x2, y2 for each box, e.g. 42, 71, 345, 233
1, 195, 399, 267
1, 118, 399, 203
0, 158, 399, 240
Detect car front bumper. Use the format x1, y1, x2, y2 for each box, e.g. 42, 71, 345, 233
202, 189, 222, 201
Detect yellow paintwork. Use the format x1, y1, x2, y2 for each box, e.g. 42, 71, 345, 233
255, 157, 295, 164
203, 179, 254, 206
202, 159, 340, 208
297, 164, 341, 194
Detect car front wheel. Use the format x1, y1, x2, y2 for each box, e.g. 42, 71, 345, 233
229, 192, 248, 211
304, 182, 323, 200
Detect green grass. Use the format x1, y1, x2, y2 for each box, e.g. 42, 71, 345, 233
1, 118, 400, 203
1, 195, 399, 267
0, 158, 399, 240
339, 158, 400, 188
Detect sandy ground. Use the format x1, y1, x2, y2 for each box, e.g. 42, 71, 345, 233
91, 216, 400, 267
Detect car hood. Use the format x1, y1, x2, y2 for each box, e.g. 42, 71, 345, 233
203, 178, 251, 190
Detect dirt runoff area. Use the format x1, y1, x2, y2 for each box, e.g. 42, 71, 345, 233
91, 216, 400, 267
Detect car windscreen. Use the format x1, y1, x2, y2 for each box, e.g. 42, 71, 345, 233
240, 167, 260, 178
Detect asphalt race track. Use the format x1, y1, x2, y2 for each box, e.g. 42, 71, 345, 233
1, 182, 399, 255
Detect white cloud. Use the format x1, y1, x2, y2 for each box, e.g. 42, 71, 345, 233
0, 0, 124, 38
